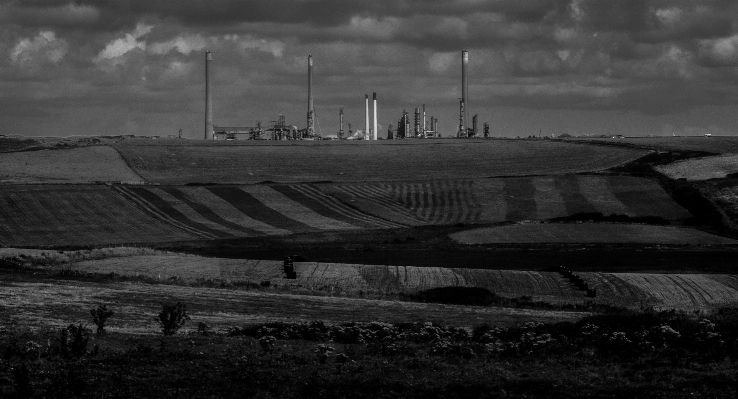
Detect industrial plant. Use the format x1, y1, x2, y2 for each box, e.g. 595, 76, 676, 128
204, 50, 490, 140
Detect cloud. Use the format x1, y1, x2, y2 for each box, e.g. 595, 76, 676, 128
700, 35, 738, 66
94, 23, 152, 63
428, 52, 455, 73
149, 34, 209, 55
10, 30, 69, 65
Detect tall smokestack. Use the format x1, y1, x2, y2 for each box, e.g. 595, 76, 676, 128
205, 51, 213, 140
462, 50, 468, 136
307, 55, 314, 137
422, 104, 426, 136
365, 94, 369, 140
372, 92, 377, 140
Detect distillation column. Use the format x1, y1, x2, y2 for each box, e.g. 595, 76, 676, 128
373, 93, 377, 140
205, 51, 213, 140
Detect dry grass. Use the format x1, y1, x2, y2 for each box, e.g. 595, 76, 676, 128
655, 154, 738, 180
571, 136, 738, 154
449, 223, 737, 245
0, 277, 582, 335
0, 146, 143, 184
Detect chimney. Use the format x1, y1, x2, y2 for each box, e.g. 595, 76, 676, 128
365, 94, 369, 140
372, 92, 377, 140
204, 51, 213, 140
307, 55, 315, 137
461, 50, 468, 137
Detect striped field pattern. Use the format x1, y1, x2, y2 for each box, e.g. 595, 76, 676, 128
320, 176, 691, 226
0, 175, 692, 245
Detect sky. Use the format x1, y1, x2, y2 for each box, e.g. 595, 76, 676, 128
1, 0, 737, 139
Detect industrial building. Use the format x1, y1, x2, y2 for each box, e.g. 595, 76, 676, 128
204, 49, 488, 140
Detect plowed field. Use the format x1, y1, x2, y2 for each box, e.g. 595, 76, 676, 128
322, 176, 690, 225
113, 139, 649, 184
449, 224, 737, 245
0, 185, 195, 246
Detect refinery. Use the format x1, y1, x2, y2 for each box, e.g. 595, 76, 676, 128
206, 50, 491, 141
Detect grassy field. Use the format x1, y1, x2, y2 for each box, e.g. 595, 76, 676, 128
0, 272, 581, 335
571, 136, 738, 154
449, 223, 737, 245
113, 139, 649, 184
655, 154, 738, 180
37, 253, 738, 311
0, 185, 197, 246
0, 146, 143, 184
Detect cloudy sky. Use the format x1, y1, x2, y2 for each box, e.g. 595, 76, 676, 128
1, 0, 737, 139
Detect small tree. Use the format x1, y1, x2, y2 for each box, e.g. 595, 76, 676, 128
156, 302, 191, 335
90, 305, 114, 335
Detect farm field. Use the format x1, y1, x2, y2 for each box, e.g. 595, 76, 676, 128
0, 274, 582, 334
51, 254, 738, 311
0, 175, 689, 246
655, 154, 738, 180
322, 175, 690, 225
0, 146, 143, 184
0, 185, 197, 246
112, 139, 649, 184
571, 136, 738, 154
449, 223, 737, 245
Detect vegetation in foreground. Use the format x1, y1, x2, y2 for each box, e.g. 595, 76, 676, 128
2, 307, 738, 398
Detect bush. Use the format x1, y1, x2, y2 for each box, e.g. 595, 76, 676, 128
90, 305, 114, 335
156, 302, 191, 336
56, 324, 90, 358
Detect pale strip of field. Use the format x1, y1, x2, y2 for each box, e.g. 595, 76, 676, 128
532, 177, 567, 219
577, 176, 633, 216
655, 154, 738, 181
474, 179, 508, 222
571, 137, 738, 155
149, 188, 245, 236
0, 279, 583, 334
240, 185, 359, 230
0, 146, 143, 184
607, 273, 738, 310
182, 187, 290, 235
449, 223, 738, 245
71, 255, 284, 283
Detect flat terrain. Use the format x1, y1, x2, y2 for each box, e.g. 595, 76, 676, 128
0, 146, 143, 184
113, 139, 649, 184
449, 223, 737, 245
655, 154, 738, 180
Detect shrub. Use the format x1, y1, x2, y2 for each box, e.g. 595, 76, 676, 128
89, 305, 114, 335
259, 336, 276, 353
156, 302, 191, 335
56, 324, 90, 358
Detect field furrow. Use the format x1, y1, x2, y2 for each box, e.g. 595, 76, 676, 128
532, 177, 567, 220
180, 187, 290, 235
149, 188, 242, 237
577, 176, 633, 216
240, 185, 359, 231
288, 184, 401, 229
